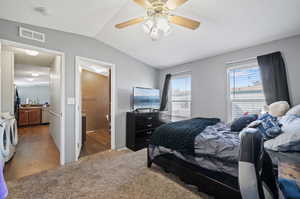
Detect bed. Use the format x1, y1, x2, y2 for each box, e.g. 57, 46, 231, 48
147, 118, 242, 199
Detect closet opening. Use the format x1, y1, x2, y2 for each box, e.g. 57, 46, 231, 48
75, 57, 116, 160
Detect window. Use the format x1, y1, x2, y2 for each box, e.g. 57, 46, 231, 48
169, 73, 191, 120
228, 63, 266, 120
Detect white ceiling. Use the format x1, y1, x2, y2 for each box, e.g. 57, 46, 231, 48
1, 0, 300, 68
14, 64, 50, 87
12, 47, 55, 66
9, 47, 54, 86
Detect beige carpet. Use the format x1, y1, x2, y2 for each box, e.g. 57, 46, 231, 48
7, 149, 210, 199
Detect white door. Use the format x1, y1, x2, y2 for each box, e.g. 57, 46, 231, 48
0, 44, 14, 114
75, 62, 82, 160
49, 56, 62, 155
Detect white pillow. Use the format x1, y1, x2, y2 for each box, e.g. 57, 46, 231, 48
286, 104, 300, 116
265, 101, 290, 117
264, 115, 300, 151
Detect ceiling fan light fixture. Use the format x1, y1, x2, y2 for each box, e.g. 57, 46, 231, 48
149, 27, 161, 41
143, 18, 154, 34
115, 0, 200, 40
143, 15, 171, 41
156, 15, 171, 33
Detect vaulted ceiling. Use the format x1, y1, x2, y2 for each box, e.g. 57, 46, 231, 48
1, 0, 300, 68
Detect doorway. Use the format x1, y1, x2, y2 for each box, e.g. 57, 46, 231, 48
0, 40, 65, 180
75, 57, 116, 160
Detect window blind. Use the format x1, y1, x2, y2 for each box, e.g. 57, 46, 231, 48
229, 65, 266, 120
169, 73, 191, 119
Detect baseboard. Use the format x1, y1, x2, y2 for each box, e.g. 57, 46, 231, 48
116, 147, 129, 151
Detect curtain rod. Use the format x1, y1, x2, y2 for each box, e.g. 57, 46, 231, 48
226, 56, 257, 65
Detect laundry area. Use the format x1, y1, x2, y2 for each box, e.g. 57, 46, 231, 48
0, 43, 63, 180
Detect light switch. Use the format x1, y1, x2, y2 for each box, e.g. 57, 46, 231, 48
67, 97, 75, 105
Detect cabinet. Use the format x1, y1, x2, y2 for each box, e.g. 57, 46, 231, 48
18, 108, 42, 126
41, 107, 50, 124
126, 112, 162, 151
28, 109, 41, 125
18, 109, 29, 126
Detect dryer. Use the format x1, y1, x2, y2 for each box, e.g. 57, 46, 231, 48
6, 118, 18, 162
0, 120, 10, 166
0, 113, 17, 163
9, 118, 18, 146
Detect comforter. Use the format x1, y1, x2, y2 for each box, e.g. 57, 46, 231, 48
149, 120, 240, 176
150, 117, 220, 155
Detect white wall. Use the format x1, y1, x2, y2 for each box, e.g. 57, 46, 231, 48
49, 56, 61, 151
0, 18, 159, 163
17, 85, 50, 104
159, 35, 300, 122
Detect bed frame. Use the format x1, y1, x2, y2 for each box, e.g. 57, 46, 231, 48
147, 147, 242, 199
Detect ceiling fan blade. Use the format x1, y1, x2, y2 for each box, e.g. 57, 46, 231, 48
133, 0, 152, 8
169, 15, 200, 30
115, 18, 145, 29
166, 0, 189, 9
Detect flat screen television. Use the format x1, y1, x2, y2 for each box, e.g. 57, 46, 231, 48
133, 87, 160, 110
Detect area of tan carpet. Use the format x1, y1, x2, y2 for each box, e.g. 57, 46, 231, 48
7, 149, 209, 199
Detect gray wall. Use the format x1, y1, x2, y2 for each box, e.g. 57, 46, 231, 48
159, 35, 300, 122
0, 19, 159, 163
17, 85, 50, 104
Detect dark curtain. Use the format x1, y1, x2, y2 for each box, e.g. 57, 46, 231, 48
257, 52, 290, 105
160, 74, 171, 111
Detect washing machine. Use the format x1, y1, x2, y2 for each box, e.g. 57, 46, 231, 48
0, 120, 10, 167
0, 113, 17, 163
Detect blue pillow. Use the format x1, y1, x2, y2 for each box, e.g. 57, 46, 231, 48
257, 113, 282, 139
231, 114, 258, 132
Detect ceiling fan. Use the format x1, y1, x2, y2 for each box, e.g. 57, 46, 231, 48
115, 0, 200, 41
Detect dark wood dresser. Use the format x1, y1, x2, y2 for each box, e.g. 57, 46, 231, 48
126, 112, 162, 151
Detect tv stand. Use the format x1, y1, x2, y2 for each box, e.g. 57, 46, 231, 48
126, 111, 163, 151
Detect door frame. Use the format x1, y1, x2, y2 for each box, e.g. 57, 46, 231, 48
75, 56, 117, 160
0, 39, 66, 165
0, 41, 2, 113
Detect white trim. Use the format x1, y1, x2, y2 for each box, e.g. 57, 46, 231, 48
169, 71, 192, 119
0, 49, 15, 114
170, 70, 191, 76
226, 67, 232, 122
225, 56, 257, 65
75, 56, 117, 161
226, 60, 264, 122
11, 54, 15, 114
226, 61, 259, 71
0, 39, 66, 165
116, 147, 128, 151
0, 41, 2, 113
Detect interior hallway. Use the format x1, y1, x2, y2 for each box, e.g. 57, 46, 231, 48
4, 125, 60, 181
80, 129, 111, 158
